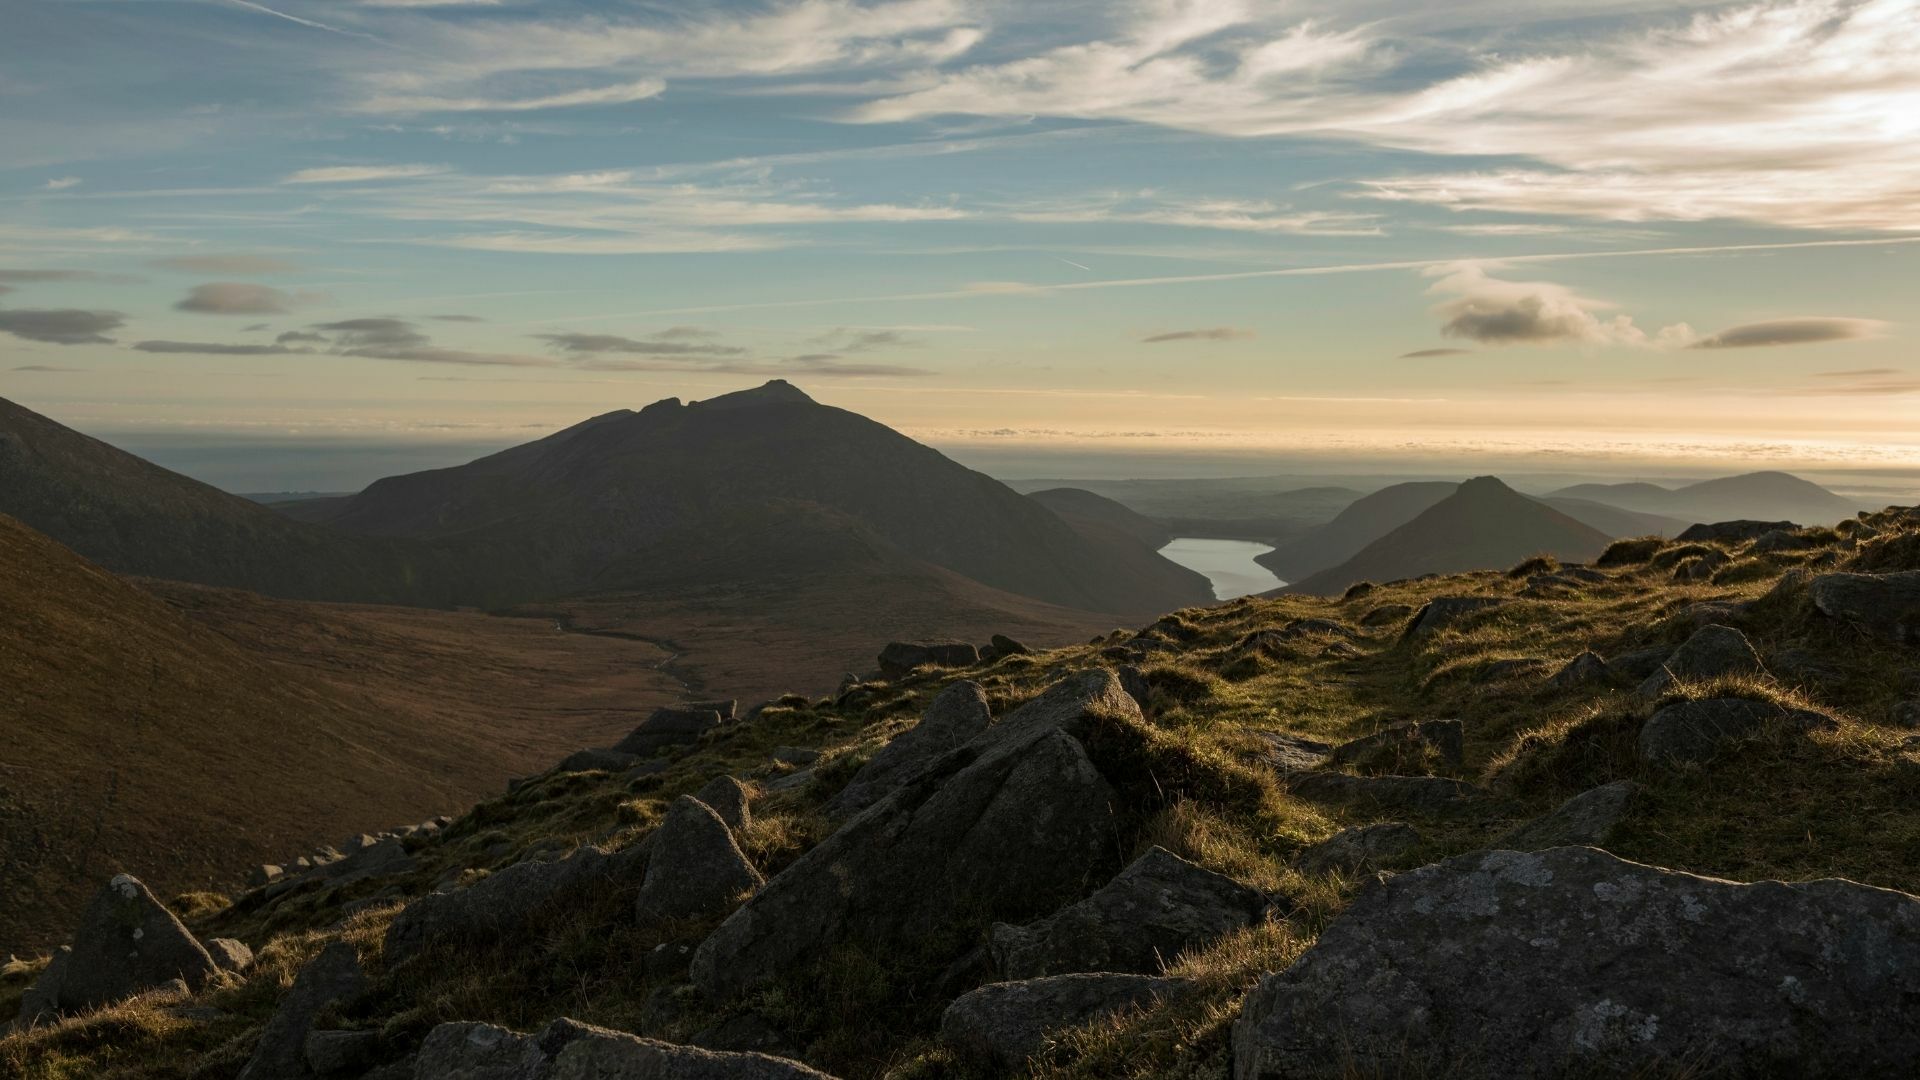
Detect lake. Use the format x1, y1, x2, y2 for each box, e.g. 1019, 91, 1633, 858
1157, 537, 1287, 600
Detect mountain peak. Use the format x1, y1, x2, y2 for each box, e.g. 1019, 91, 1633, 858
1456, 475, 1518, 498
693, 380, 815, 410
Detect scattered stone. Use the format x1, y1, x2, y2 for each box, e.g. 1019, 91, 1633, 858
1494, 780, 1639, 850
386, 843, 648, 965
413, 1017, 834, 1079
989, 847, 1263, 980
877, 640, 980, 675
319, 836, 416, 887
204, 938, 253, 974
1809, 571, 1920, 645
1546, 650, 1614, 690
1677, 519, 1797, 543
304, 1028, 381, 1076
1403, 597, 1504, 639
1636, 623, 1768, 700
1231, 847, 1920, 1079
1284, 773, 1483, 816
694, 775, 754, 832
691, 674, 1129, 999
1639, 698, 1836, 768
990, 633, 1031, 656
615, 706, 726, 757
1359, 603, 1414, 628
942, 974, 1192, 1071
636, 796, 763, 923
248, 865, 283, 889
826, 680, 992, 818
15, 874, 217, 1024
1297, 823, 1420, 875
1254, 732, 1332, 772
236, 941, 366, 1080
1327, 720, 1463, 771
554, 748, 641, 774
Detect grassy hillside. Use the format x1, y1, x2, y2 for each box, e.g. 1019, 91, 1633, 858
6, 506, 1918, 1078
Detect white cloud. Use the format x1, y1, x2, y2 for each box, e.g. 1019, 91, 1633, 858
43, 177, 81, 191
358, 77, 665, 114
282, 164, 449, 184
1424, 264, 1690, 347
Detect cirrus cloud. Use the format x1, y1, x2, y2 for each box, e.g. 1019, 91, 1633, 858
1141, 327, 1254, 344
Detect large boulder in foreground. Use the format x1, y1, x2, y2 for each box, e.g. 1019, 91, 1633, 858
825, 680, 992, 819
16, 874, 217, 1024
636, 796, 762, 922
989, 847, 1263, 980
690, 674, 1129, 999
942, 973, 1191, 1072
1810, 571, 1920, 646
414, 1017, 834, 1079
1232, 847, 1920, 1079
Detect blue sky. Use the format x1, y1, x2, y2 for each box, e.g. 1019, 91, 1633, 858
2, 0, 1916, 488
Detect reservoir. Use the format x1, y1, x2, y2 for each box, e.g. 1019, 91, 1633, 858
1157, 537, 1287, 600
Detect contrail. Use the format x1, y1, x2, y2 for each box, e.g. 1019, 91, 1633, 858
537, 234, 1920, 322
1054, 256, 1092, 271
223, 0, 382, 42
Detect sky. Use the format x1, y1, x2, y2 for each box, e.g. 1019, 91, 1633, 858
1, 0, 1917, 491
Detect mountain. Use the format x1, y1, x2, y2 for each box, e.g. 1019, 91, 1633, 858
1540, 496, 1687, 539
0, 514, 671, 955
1255, 482, 1456, 580
1282, 476, 1614, 595
0, 397, 448, 604
1546, 471, 1861, 527
289, 381, 1211, 615
1027, 487, 1175, 550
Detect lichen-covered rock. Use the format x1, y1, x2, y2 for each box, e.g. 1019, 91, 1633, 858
413, 1017, 835, 1079
1327, 720, 1463, 770
1639, 698, 1835, 768
1232, 847, 1920, 1079
1635, 623, 1767, 699
15, 874, 217, 1024
1495, 781, 1639, 851
693, 775, 754, 833
942, 974, 1192, 1071
1284, 772, 1483, 816
825, 681, 991, 818
636, 796, 763, 923
690, 674, 1129, 999
1810, 571, 1920, 646
386, 843, 648, 965
236, 941, 366, 1080
989, 847, 1263, 979
1297, 823, 1421, 875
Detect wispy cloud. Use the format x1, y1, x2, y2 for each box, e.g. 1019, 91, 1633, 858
283, 164, 449, 184
1399, 347, 1474, 358
1141, 327, 1254, 344
1688, 317, 1889, 349
358, 78, 666, 114
43, 177, 81, 191
132, 340, 313, 355
175, 282, 324, 314
535, 332, 747, 357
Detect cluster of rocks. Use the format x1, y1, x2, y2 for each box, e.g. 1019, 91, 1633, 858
249, 816, 451, 902
873, 633, 1029, 677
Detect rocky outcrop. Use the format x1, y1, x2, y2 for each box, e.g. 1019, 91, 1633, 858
824, 680, 992, 819
1638, 698, 1835, 768
693, 775, 754, 833
877, 640, 980, 675
386, 843, 648, 965
1495, 781, 1639, 850
615, 706, 727, 758
1254, 732, 1332, 772
1327, 720, 1463, 770
942, 974, 1191, 1071
1403, 597, 1504, 639
990, 633, 1031, 656
1232, 847, 1920, 1079
1810, 571, 1920, 646
414, 1017, 835, 1079
1297, 823, 1421, 875
1636, 624, 1767, 699
1677, 520, 1797, 543
1284, 773, 1484, 816
636, 796, 763, 922
236, 941, 367, 1080
15, 874, 217, 1024
988, 847, 1263, 980
205, 937, 254, 974
689, 674, 1130, 999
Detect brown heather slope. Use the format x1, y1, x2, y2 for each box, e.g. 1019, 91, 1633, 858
1284, 475, 1613, 595
0, 515, 683, 955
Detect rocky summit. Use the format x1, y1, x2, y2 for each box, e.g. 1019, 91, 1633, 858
6, 506, 1920, 1079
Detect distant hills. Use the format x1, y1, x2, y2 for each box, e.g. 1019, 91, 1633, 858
1280, 477, 1614, 595
1547, 472, 1862, 528
1257, 482, 1458, 581
1027, 487, 1175, 551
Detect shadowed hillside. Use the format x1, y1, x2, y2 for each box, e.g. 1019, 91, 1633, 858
1283, 476, 1613, 595
1026, 487, 1175, 551
1549, 471, 1862, 526
289, 382, 1211, 615
1256, 481, 1456, 580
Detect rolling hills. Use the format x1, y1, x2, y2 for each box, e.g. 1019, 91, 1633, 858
1548, 471, 1862, 526
1281, 476, 1615, 595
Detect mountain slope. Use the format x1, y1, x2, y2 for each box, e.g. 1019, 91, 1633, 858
297, 382, 1211, 615
1540, 497, 1687, 539
1548, 471, 1861, 526
1282, 476, 1613, 595
0, 397, 447, 604
1255, 482, 1457, 580
1027, 487, 1175, 550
